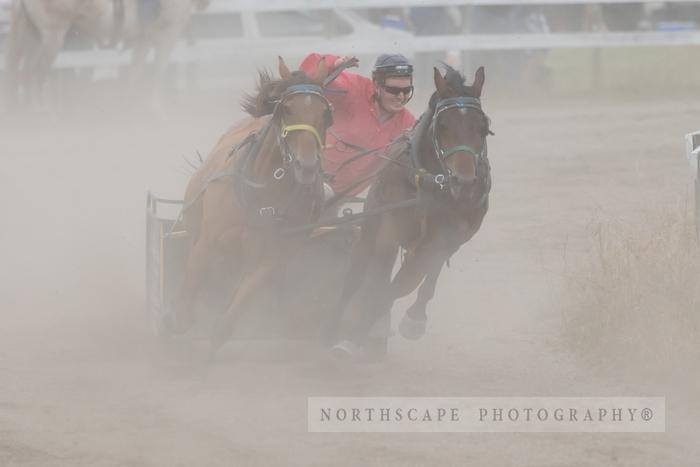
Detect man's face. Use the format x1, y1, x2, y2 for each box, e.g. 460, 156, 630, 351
375, 76, 412, 114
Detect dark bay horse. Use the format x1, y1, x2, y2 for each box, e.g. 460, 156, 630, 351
328, 65, 493, 360
170, 57, 332, 360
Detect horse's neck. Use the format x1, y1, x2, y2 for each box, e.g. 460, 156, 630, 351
415, 111, 441, 174
250, 123, 282, 182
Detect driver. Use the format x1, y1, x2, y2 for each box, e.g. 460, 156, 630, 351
299, 52, 416, 197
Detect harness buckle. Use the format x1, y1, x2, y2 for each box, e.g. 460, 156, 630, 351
434, 173, 446, 190
258, 206, 277, 218
273, 167, 286, 180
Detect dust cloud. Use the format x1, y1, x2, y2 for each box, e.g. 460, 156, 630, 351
2, 41, 700, 467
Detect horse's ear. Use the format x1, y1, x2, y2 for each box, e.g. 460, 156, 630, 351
313, 59, 328, 84
472, 66, 485, 97
434, 67, 449, 97
278, 56, 292, 80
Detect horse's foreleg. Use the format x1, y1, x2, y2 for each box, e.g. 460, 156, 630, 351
398, 252, 448, 340
209, 260, 277, 358
171, 229, 238, 333
386, 242, 435, 300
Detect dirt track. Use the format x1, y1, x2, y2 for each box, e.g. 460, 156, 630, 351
1, 94, 699, 466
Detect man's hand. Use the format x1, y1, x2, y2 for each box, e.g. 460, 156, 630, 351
333, 56, 359, 69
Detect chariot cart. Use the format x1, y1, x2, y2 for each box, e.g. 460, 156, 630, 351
145, 191, 382, 341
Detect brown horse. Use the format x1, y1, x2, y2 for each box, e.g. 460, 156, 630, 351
5, 0, 208, 107
327, 65, 493, 360
169, 57, 331, 361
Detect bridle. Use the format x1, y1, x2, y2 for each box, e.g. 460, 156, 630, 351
272, 84, 333, 180
429, 96, 490, 184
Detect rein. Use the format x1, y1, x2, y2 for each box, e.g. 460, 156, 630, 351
231, 84, 332, 224
429, 96, 489, 181
277, 96, 494, 236
174, 84, 332, 231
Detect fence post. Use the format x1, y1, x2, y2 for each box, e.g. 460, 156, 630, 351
696, 147, 700, 240
685, 131, 700, 240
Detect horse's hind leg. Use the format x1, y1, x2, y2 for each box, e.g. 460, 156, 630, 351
320, 216, 380, 345
331, 217, 400, 357
339, 242, 398, 360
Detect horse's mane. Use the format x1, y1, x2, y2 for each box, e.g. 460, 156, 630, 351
241, 70, 317, 118
428, 64, 475, 109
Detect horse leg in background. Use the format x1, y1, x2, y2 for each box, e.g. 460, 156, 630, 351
26, 27, 69, 108
5, 0, 36, 109
128, 39, 150, 97
148, 26, 180, 109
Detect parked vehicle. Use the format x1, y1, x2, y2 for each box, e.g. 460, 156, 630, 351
185, 4, 414, 88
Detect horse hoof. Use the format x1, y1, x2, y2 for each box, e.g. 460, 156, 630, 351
398, 314, 427, 340
210, 321, 233, 354
164, 309, 194, 336
330, 340, 360, 361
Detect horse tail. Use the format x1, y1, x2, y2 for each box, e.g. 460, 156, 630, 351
192, 0, 210, 12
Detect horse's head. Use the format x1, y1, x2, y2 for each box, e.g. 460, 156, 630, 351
273, 56, 332, 185
430, 65, 492, 199
242, 57, 331, 185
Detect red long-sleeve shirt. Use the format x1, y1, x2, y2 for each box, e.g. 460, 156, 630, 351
300, 53, 416, 196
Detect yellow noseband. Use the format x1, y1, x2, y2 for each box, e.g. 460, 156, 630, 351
281, 124, 325, 150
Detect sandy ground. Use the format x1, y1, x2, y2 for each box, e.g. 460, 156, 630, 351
1, 91, 699, 466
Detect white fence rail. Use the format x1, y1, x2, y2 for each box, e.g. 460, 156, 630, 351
209, 0, 698, 10
685, 131, 700, 238
41, 30, 700, 71
1, 1, 699, 71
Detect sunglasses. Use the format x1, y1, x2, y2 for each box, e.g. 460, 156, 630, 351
382, 85, 414, 97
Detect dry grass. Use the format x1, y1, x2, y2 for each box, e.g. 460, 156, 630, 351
562, 203, 700, 372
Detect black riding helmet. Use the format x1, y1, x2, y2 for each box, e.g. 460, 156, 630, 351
371, 53, 413, 84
